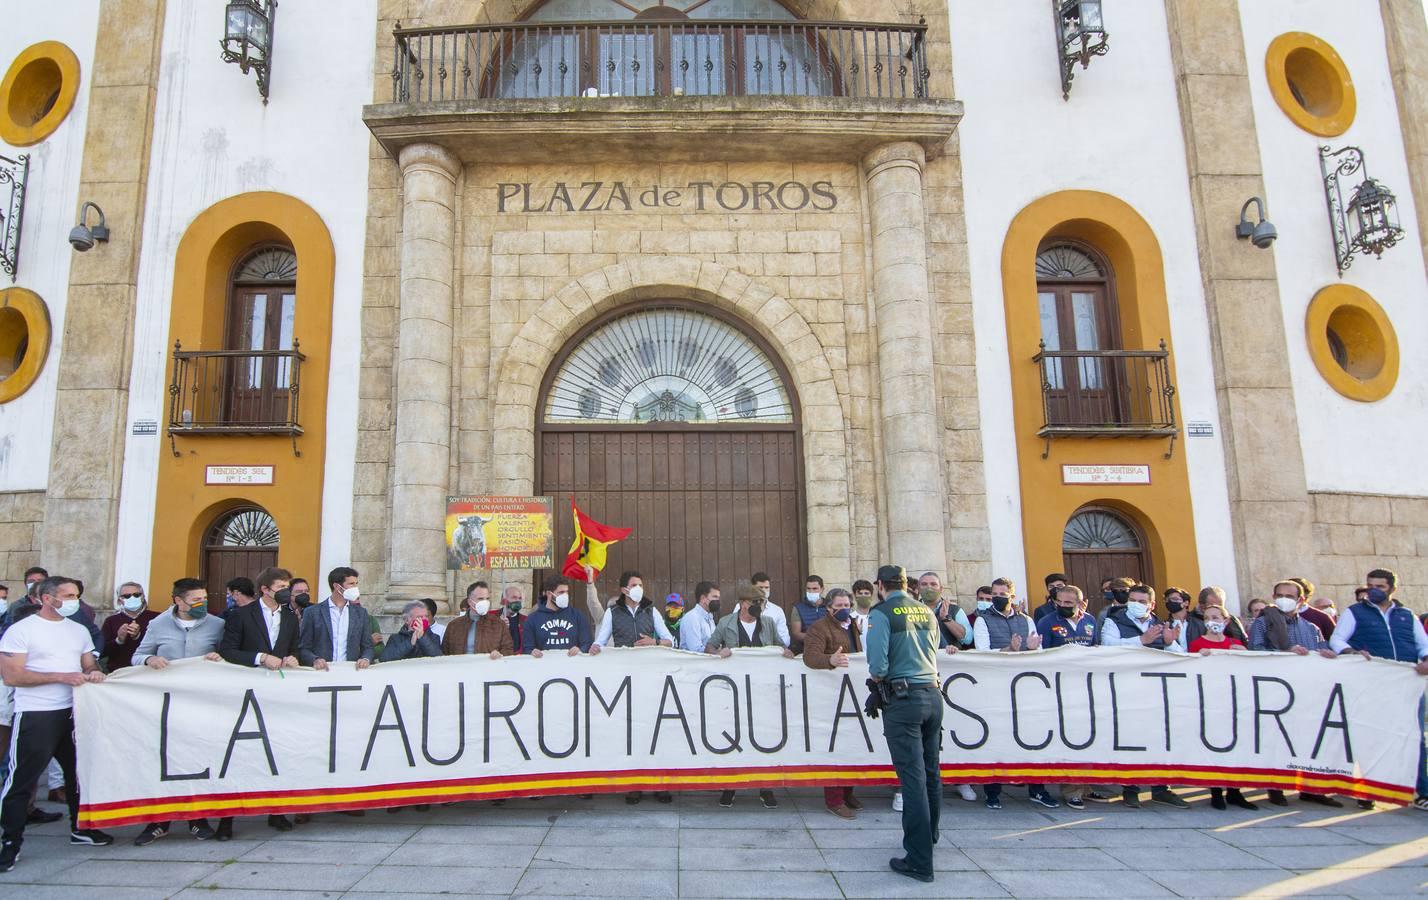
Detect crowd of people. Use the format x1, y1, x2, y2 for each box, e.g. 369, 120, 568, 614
0, 561, 1424, 876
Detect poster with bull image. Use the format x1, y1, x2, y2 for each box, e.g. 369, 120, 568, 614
445, 496, 555, 570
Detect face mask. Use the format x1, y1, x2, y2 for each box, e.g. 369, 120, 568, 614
992, 597, 1010, 613
707, 600, 721, 617
225, 595, 236, 610
507, 601, 523, 614
57, 599, 81, 618
976, 599, 992, 612
275, 588, 292, 605
1125, 601, 1149, 621
1112, 589, 1130, 604
122, 596, 145, 614
1166, 600, 1185, 615
342, 586, 360, 603
473, 600, 491, 617
294, 592, 312, 609
1102, 590, 1115, 602
1206, 621, 1226, 635
748, 601, 763, 618
760, 588, 771, 600
1057, 605, 1076, 618
805, 591, 821, 603
667, 607, 683, 621
855, 595, 873, 611
919, 589, 938, 605
1367, 587, 1389, 604
627, 586, 644, 604
187, 603, 209, 620
554, 594, 569, 609
833, 608, 851, 623
1273, 597, 1298, 613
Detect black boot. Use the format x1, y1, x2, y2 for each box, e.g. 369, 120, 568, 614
1209, 788, 1226, 810
1226, 789, 1258, 810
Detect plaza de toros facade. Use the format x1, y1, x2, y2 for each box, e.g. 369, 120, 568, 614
1, 0, 1426, 620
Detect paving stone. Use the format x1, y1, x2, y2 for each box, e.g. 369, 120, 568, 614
534, 843, 679, 869
0, 887, 171, 900
99, 837, 268, 862
676, 808, 806, 829
1249, 843, 1428, 870
412, 823, 550, 845
676, 826, 817, 849
514, 866, 678, 897
679, 869, 841, 898
197, 861, 373, 892
990, 867, 1178, 897
351, 863, 525, 894
810, 826, 906, 848
1324, 823, 1428, 846
1212, 825, 1366, 846
238, 838, 402, 864
933, 826, 1097, 848
835, 868, 1011, 898
1144, 867, 1356, 897
548, 808, 680, 828
963, 846, 1128, 872
170, 890, 351, 900
824, 845, 981, 872
40, 859, 223, 887
260, 821, 422, 843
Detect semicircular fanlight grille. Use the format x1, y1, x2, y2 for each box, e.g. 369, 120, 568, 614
235, 247, 298, 283
208, 508, 280, 548
1063, 510, 1140, 550
544, 307, 793, 424
1036, 244, 1104, 280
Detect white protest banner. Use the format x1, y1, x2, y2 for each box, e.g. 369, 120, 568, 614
75, 646, 1422, 827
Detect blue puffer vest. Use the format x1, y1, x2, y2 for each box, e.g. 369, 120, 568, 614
1345, 601, 1420, 663
981, 609, 1032, 650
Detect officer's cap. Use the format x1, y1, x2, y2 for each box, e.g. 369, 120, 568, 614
876, 565, 907, 584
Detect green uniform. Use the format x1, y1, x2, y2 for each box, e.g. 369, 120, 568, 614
865, 590, 940, 683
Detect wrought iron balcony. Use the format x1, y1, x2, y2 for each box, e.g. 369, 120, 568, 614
391, 19, 929, 102
1032, 342, 1178, 440
366, 19, 958, 164
167, 342, 304, 439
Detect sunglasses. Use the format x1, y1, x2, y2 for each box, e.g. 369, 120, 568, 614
119, 592, 144, 600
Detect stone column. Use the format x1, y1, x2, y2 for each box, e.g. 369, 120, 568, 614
387, 143, 461, 608
1163, 0, 1315, 599
1381, 0, 1428, 274
863, 142, 948, 577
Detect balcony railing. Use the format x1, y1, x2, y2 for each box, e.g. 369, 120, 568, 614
391, 19, 930, 103
168, 342, 304, 438
1033, 342, 1177, 439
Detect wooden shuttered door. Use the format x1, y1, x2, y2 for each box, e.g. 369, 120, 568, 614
537, 428, 805, 619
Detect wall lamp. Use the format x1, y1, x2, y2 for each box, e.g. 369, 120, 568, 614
1235, 197, 1277, 249
222, 0, 277, 103
1320, 145, 1404, 274
1056, 0, 1108, 100
68, 202, 109, 252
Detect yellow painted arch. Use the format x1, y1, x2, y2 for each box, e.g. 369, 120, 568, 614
0, 287, 51, 402
0, 40, 81, 146
1001, 190, 1199, 602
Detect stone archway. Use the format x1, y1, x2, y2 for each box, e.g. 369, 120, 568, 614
491, 256, 853, 582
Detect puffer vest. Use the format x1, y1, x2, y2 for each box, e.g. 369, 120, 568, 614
981, 610, 1031, 650
1345, 601, 1420, 663
609, 602, 657, 647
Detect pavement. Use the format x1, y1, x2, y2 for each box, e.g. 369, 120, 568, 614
1, 786, 1426, 899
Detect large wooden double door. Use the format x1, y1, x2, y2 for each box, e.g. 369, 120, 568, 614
537, 428, 805, 616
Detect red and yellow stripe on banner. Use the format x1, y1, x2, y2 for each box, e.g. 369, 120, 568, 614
79, 762, 1413, 828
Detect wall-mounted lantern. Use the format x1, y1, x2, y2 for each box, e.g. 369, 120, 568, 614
1056, 0, 1108, 100
0, 152, 27, 281
221, 0, 277, 104
1320, 145, 1404, 274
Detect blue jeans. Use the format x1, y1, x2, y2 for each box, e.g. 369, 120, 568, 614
881, 684, 943, 875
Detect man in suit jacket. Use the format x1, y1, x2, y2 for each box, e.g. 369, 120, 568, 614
298, 567, 375, 670
216, 566, 299, 839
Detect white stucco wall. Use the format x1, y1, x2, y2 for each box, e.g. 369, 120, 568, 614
1240, 1, 1428, 497
950, 0, 1241, 601
113, 0, 377, 588
0, 4, 100, 491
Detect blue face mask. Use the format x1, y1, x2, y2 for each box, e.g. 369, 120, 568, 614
1367, 587, 1390, 605
833, 608, 851, 623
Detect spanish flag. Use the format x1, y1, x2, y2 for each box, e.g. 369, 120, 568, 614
561, 499, 632, 583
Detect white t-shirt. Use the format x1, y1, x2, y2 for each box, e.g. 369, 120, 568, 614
0, 614, 94, 712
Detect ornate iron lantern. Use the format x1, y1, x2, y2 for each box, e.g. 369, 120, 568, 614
0, 152, 27, 281
1319, 145, 1404, 274
221, 0, 277, 103
1056, 0, 1108, 99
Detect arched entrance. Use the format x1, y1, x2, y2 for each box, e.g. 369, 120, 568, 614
536, 302, 806, 614
1062, 505, 1149, 613
200, 506, 280, 612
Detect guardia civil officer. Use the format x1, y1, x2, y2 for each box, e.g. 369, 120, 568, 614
865, 565, 942, 884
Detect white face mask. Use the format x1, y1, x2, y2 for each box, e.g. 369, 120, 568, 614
57, 599, 81, 618
1273, 596, 1299, 613
627, 586, 643, 604
975, 600, 991, 612
472, 599, 491, 617
805, 591, 820, 603
342, 586, 361, 602
555, 594, 570, 609
1206, 620, 1226, 635
121, 596, 145, 614
1125, 601, 1149, 621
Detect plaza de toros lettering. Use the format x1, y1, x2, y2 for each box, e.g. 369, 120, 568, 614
496, 180, 840, 214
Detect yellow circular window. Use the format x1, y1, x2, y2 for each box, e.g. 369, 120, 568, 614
1305, 284, 1397, 402
1265, 33, 1355, 137
0, 41, 81, 147
0, 287, 51, 402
